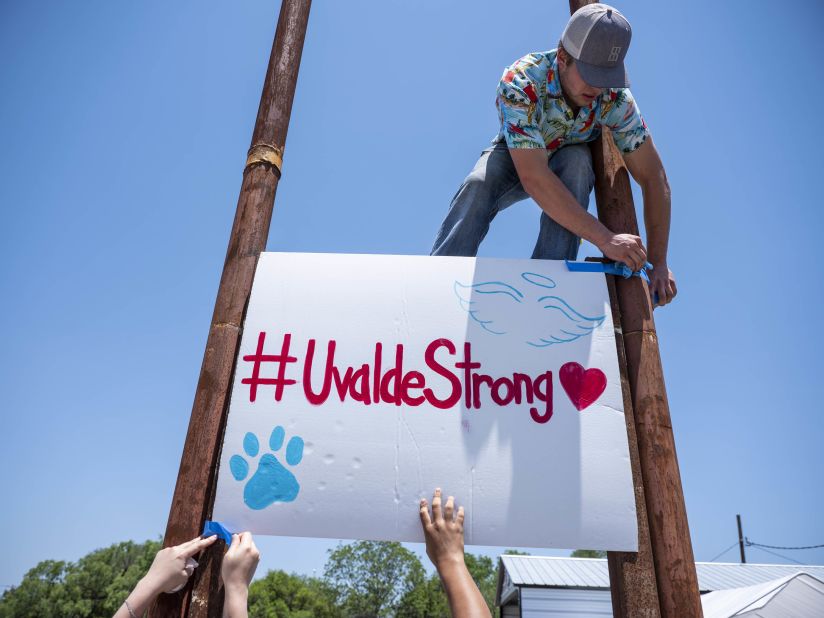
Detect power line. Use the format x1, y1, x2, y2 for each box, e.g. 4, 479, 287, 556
707, 535, 823, 564
745, 539, 824, 551
750, 545, 805, 565
709, 542, 740, 563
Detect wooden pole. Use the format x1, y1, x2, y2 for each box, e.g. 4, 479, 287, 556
568, 2, 703, 616
154, 2, 312, 615
604, 274, 661, 618
592, 131, 702, 617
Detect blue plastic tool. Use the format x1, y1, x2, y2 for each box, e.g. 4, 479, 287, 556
565, 260, 659, 304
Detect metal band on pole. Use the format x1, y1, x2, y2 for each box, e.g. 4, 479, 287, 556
246, 143, 284, 174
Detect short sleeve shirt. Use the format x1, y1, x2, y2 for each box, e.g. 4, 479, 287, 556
495, 49, 649, 155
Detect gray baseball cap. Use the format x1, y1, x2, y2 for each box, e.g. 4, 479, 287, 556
561, 3, 632, 88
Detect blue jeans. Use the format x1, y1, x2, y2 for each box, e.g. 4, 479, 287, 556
430, 142, 595, 259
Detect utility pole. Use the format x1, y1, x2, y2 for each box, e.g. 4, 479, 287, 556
737, 514, 747, 563
567, 2, 703, 616
154, 2, 312, 616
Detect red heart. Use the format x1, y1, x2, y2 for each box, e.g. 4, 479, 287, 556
559, 362, 607, 411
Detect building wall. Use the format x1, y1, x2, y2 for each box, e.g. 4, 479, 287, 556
501, 604, 520, 618
520, 587, 612, 617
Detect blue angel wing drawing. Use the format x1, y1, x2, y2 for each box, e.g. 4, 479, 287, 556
526, 295, 605, 347
453, 280, 524, 335
454, 272, 605, 346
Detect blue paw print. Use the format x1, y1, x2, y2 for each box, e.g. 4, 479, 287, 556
229, 426, 304, 510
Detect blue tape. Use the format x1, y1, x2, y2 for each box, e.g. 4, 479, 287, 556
202, 520, 233, 545
565, 259, 652, 281
565, 260, 658, 304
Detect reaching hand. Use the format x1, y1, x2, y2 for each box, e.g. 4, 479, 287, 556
648, 262, 677, 307
599, 233, 647, 272
142, 534, 217, 595
418, 488, 491, 618
222, 532, 260, 591
420, 488, 465, 572
221, 532, 259, 618
113, 534, 218, 618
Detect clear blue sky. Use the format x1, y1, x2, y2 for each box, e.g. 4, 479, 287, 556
2, 0, 823, 589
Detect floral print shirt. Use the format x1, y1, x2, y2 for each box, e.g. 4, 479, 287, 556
495, 49, 649, 155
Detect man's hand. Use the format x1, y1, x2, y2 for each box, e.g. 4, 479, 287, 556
597, 233, 648, 272
419, 488, 465, 572
648, 262, 677, 308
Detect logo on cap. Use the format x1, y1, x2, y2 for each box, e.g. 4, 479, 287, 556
608, 46, 621, 63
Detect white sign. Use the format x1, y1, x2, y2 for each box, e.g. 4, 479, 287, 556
212, 252, 637, 551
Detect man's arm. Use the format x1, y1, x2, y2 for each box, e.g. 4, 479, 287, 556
623, 137, 677, 306
509, 148, 648, 271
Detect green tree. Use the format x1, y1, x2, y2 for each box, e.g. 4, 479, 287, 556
249, 570, 341, 618
396, 552, 497, 617
570, 549, 607, 558
324, 541, 424, 618
0, 539, 160, 618
464, 553, 497, 614
396, 573, 449, 618
0, 560, 72, 618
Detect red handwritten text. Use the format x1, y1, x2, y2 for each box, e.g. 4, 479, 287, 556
242, 332, 571, 424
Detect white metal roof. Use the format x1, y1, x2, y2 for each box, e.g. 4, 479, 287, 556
497, 555, 824, 594
695, 562, 824, 592
701, 572, 824, 617
500, 556, 612, 589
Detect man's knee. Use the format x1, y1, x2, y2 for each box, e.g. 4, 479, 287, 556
464, 166, 487, 187
453, 169, 493, 213
455, 155, 516, 211
550, 145, 594, 178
